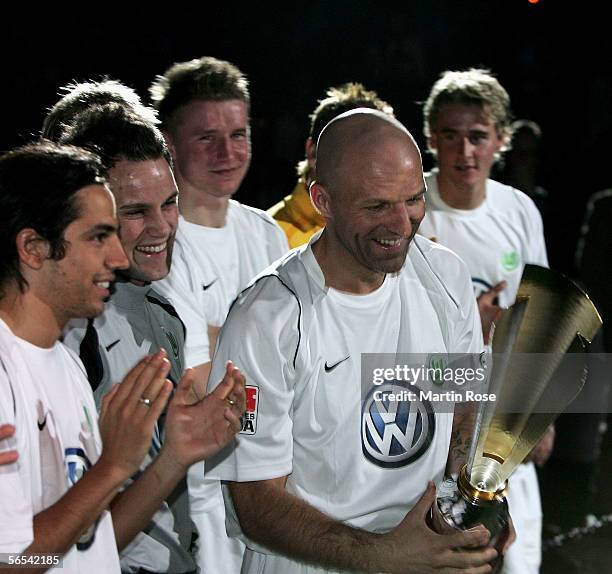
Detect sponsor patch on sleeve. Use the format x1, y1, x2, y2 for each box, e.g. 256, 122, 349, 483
240, 385, 259, 434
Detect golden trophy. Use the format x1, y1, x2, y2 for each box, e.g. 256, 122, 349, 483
431, 265, 602, 572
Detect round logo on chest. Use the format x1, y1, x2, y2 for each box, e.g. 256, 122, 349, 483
361, 382, 436, 468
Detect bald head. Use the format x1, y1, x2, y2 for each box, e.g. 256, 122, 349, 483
315, 109, 421, 193
309, 109, 426, 290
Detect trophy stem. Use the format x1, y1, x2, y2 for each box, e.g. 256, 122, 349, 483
431, 465, 509, 573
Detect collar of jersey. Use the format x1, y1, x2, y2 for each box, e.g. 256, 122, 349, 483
427, 169, 490, 219
297, 231, 327, 302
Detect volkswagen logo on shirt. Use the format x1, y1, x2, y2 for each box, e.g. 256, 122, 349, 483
361, 382, 435, 468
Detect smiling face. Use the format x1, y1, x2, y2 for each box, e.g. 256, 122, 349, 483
107, 158, 179, 284
429, 103, 504, 204
44, 184, 128, 323
313, 126, 426, 289
165, 99, 251, 200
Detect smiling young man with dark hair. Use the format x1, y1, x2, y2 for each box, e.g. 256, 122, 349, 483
0, 141, 245, 574
56, 101, 238, 573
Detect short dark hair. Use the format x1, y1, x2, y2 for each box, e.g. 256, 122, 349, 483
149, 56, 250, 130
59, 103, 172, 170
297, 82, 394, 178
42, 79, 159, 141
0, 142, 104, 294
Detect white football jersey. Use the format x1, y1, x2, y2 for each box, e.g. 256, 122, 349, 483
207, 234, 483, 573
0, 319, 120, 573
419, 170, 548, 308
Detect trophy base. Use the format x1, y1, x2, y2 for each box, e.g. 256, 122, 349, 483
430, 467, 509, 573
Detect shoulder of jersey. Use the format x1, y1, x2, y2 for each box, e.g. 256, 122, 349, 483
487, 179, 540, 216
0, 320, 16, 356
230, 248, 306, 313
145, 287, 186, 330
229, 199, 285, 231
59, 341, 91, 380
146, 286, 176, 309
410, 235, 472, 311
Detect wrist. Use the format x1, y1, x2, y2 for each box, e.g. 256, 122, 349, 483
155, 446, 190, 481
89, 457, 130, 492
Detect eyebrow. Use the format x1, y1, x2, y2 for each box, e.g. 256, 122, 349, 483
118, 202, 149, 212
199, 126, 248, 133
119, 191, 178, 212
85, 223, 117, 236
439, 127, 488, 135
363, 187, 426, 205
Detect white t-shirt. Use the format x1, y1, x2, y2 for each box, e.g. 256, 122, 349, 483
156, 200, 289, 335
207, 234, 483, 573
0, 319, 120, 573
155, 200, 289, 574
418, 171, 548, 307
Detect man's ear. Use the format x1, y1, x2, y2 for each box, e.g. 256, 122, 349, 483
162, 130, 177, 163
16, 229, 50, 271
309, 181, 331, 219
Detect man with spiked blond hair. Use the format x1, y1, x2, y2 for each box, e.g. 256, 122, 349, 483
419, 68, 550, 574
268, 82, 395, 248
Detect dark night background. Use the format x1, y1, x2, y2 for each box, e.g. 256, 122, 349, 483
3, 1, 612, 570
3, 0, 612, 277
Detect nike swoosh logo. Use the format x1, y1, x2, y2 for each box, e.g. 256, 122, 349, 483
37, 414, 47, 431
202, 279, 218, 291
324, 355, 350, 373
105, 339, 120, 352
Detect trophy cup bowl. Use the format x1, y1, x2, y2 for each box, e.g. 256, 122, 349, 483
431, 265, 602, 572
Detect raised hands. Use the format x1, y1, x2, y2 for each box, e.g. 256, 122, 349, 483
163, 360, 246, 470
98, 350, 173, 480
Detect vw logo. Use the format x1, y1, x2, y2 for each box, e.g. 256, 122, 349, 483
362, 382, 435, 468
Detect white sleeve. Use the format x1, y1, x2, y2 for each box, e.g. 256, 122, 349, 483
154, 241, 211, 367
0, 362, 34, 553
522, 195, 549, 268
206, 276, 300, 482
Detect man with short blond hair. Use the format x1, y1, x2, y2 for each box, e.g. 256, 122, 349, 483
419, 68, 549, 574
